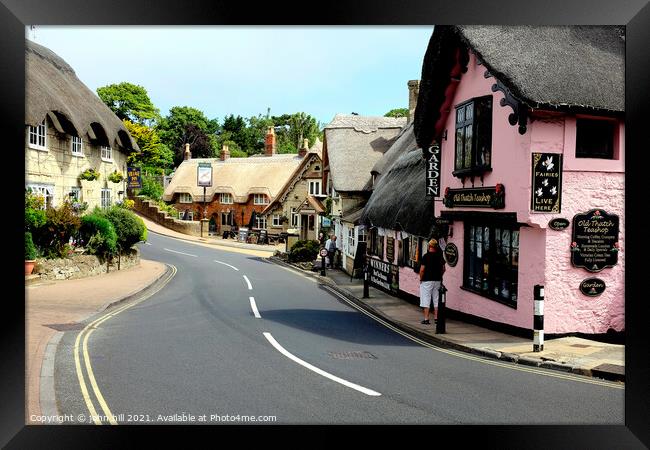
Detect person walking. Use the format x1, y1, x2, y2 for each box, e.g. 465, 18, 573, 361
419, 238, 446, 325
325, 235, 338, 268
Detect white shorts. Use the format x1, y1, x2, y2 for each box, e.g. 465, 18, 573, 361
420, 281, 441, 308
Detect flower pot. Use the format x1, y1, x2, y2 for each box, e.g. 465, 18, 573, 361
25, 260, 36, 275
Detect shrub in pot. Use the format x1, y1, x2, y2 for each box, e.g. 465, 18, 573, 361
25, 232, 37, 275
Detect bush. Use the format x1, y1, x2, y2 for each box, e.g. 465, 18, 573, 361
25, 232, 37, 260
35, 202, 81, 258
25, 190, 46, 232
288, 239, 320, 262
138, 174, 163, 200
100, 206, 147, 251
80, 214, 117, 257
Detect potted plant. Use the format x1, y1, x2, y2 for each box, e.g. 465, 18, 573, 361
108, 170, 125, 183
25, 231, 37, 275
79, 168, 100, 181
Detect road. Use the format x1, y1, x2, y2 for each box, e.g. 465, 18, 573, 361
53, 231, 624, 425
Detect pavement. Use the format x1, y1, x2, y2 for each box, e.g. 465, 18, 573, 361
24, 214, 625, 421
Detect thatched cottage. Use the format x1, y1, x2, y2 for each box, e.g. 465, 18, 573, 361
25, 40, 139, 210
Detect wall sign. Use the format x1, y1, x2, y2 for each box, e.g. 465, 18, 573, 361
425, 144, 441, 197
443, 185, 505, 209
386, 237, 395, 263
571, 209, 619, 272
127, 166, 141, 189
531, 153, 562, 213
443, 243, 459, 267
197, 162, 212, 187
368, 257, 399, 295
548, 218, 570, 231
579, 278, 606, 297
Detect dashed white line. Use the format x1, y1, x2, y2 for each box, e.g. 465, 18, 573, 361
163, 248, 197, 257
243, 275, 253, 290
263, 332, 381, 397
249, 296, 261, 318
214, 260, 239, 271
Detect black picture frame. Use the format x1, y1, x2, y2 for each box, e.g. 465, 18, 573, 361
5, 0, 648, 447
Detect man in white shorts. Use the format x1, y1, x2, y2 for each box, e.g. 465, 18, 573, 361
419, 239, 446, 325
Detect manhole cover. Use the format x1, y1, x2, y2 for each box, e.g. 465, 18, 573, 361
44, 322, 84, 331
328, 351, 377, 360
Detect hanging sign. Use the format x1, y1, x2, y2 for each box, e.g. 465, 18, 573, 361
443, 243, 459, 267
127, 167, 141, 189
549, 218, 570, 231
571, 209, 619, 272
531, 153, 562, 213
197, 162, 212, 187
579, 278, 606, 297
425, 144, 441, 197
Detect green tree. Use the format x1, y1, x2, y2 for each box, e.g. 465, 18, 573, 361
97, 82, 160, 125
384, 108, 409, 118
156, 106, 218, 166
123, 120, 174, 171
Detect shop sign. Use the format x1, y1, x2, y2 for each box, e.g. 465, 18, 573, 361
238, 227, 249, 242
549, 218, 570, 231
127, 167, 141, 189
425, 144, 441, 197
531, 153, 562, 213
386, 237, 395, 263
443, 243, 459, 267
443, 185, 505, 209
579, 278, 606, 297
368, 257, 399, 295
571, 209, 619, 272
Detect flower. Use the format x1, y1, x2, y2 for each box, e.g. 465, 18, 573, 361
79, 168, 100, 181
594, 210, 601, 216
496, 183, 503, 194
108, 170, 125, 184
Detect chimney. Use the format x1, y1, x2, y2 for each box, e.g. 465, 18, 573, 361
264, 126, 276, 156
298, 138, 309, 157
184, 143, 192, 160
408, 80, 420, 124
220, 143, 230, 161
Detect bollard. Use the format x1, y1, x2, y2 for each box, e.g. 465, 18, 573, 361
320, 247, 327, 276
533, 284, 544, 352
436, 283, 447, 334
363, 262, 369, 298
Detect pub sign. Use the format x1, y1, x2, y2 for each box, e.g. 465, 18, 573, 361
197, 162, 212, 187
571, 209, 619, 272
531, 153, 562, 213
127, 166, 141, 189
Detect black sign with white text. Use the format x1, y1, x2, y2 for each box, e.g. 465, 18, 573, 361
571, 209, 619, 272
531, 153, 562, 213
425, 144, 441, 197
368, 257, 399, 295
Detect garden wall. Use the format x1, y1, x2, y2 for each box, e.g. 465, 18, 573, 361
132, 196, 201, 237
34, 248, 140, 281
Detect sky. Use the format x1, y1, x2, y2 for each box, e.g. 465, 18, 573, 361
27, 26, 434, 127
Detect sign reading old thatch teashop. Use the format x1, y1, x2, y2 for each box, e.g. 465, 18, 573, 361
531, 153, 562, 213
571, 209, 619, 272
443, 185, 505, 209
425, 144, 441, 197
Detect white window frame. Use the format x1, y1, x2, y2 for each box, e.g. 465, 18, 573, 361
27, 120, 47, 151
308, 179, 322, 196
71, 135, 84, 156
180, 210, 194, 221
179, 193, 193, 203
255, 216, 267, 229
101, 188, 112, 209
220, 193, 233, 204
272, 214, 282, 227
69, 186, 81, 202
291, 208, 301, 227
347, 226, 356, 257
253, 194, 268, 205
101, 146, 113, 161
358, 226, 367, 244
26, 184, 54, 209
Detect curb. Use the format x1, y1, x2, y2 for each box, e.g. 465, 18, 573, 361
267, 257, 623, 383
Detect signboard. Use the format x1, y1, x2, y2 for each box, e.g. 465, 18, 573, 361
238, 227, 249, 242
443, 185, 505, 209
571, 209, 619, 272
197, 162, 212, 187
425, 144, 441, 197
386, 237, 395, 263
127, 167, 141, 189
322, 217, 331, 227
320, 248, 329, 257
443, 243, 459, 267
351, 241, 367, 279
579, 278, 606, 297
549, 218, 570, 231
367, 257, 399, 295
258, 229, 268, 245
531, 153, 562, 213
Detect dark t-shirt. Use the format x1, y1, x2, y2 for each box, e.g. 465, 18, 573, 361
421, 250, 445, 281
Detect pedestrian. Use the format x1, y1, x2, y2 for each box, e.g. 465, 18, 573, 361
419, 238, 446, 325
325, 235, 338, 268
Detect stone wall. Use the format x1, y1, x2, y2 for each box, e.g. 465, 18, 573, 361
132, 196, 201, 236
34, 248, 140, 281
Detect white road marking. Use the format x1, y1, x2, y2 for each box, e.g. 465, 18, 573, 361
249, 296, 261, 318
214, 260, 239, 271
164, 248, 197, 257
263, 332, 381, 397
243, 275, 253, 290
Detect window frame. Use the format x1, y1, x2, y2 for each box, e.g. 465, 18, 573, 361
27, 120, 47, 151
26, 184, 54, 209
179, 193, 193, 204
308, 179, 322, 196
71, 135, 84, 156
453, 95, 493, 178
291, 208, 300, 227
575, 117, 616, 160
101, 145, 113, 161
220, 193, 233, 204
272, 214, 282, 227
346, 226, 356, 257
69, 186, 81, 202
253, 194, 268, 205
255, 216, 267, 229
101, 188, 112, 209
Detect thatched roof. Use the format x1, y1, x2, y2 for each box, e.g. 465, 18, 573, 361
361, 148, 435, 238
162, 154, 303, 203
25, 40, 139, 153
414, 25, 624, 149
324, 114, 405, 192
371, 122, 416, 183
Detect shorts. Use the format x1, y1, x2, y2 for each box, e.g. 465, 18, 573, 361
420, 281, 442, 308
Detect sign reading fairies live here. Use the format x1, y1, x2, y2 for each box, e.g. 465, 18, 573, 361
531, 153, 562, 213
571, 209, 619, 272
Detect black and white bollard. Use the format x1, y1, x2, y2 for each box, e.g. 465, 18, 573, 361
533, 284, 544, 352
436, 283, 447, 334
363, 260, 370, 298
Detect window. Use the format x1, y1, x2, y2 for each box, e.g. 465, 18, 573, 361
308, 180, 322, 196
71, 136, 84, 156
454, 96, 492, 176
253, 194, 268, 205
220, 193, 233, 204
291, 208, 300, 227
272, 214, 282, 227
181, 210, 194, 221
576, 119, 615, 159
221, 211, 232, 225
465, 223, 519, 307
101, 146, 113, 161
179, 193, 193, 203
370, 228, 384, 259
69, 187, 81, 202
347, 227, 356, 257
358, 227, 367, 244
408, 237, 419, 268
28, 120, 47, 150
26, 184, 54, 209
255, 216, 267, 229
101, 189, 112, 209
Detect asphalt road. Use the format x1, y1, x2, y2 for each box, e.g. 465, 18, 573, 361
54, 231, 624, 425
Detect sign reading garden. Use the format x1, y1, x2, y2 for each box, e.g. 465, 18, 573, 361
571, 209, 619, 272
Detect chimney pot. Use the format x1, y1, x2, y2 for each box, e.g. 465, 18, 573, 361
184, 143, 192, 160
221, 143, 230, 161
265, 126, 276, 156
298, 138, 309, 157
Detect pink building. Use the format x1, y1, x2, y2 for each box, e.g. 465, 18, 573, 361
364, 26, 624, 338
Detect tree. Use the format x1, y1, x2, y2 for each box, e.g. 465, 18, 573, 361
384, 108, 409, 118
156, 106, 218, 166
287, 112, 321, 150
97, 82, 160, 125
123, 120, 174, 171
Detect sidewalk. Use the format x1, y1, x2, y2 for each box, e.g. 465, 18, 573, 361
271, 258, 625, 383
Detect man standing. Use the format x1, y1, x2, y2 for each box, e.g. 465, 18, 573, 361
325, 235, 338, 268
419, 238, 446, 325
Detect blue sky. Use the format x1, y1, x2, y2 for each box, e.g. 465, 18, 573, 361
27, 26, 433, 127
